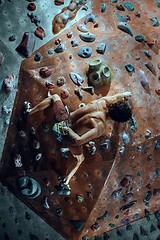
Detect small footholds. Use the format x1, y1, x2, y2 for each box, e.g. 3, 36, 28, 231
45, 81, 55, 89
150, 224, 156, 232
85, 141, 96, 155
156, 168, 160, 177
97, 211, 109, 221
121, 216, 131, 225
126, 223, 132, 230
91, 222, 100, 231
42, 196, 50, 209
111, 188, 122, 199
60, 148, 70, 158
137, 145, 142, 152
27, 13, 40, 26
54, 43, 65, 53
56, 76, 66, 86
116, 230, 122, 236
39, 67, 52, 78
80, 86, 94, 95
71, 39, 79, 47
35, 26, 46, 40
119, 146, 125, 155
44, 178, 51, 187
101, 3, 107, 13
101, 139, 110, 150
9, 34, 16, 42
122, 193, 133, 202
67, 32, 72, 38
14, 154, 23, 168
150, 17, 159, 27
86, 192, 94, 200
109, 223, 115, 228
76, 194, 84, 203
135, 35, 144, 42
155, 139, 160, 150
120, 175, 132, 187
74, 88, 83, 100
122, 133, 130, 144
145, 61, 157, 76
3, 74, 15, 93
133, 214, 139, 219
143, 50, 152, 59
60, 89, 70, 99
140, 226, 148, 236
55, 208, 63, 217
135, 11, 141, 18
96, 42, 106, 54
144, 191, 152, 202
145, 129, 151, 139
54, 0, 64, 6
116, 4, 125, 11
34, 52, 42, 61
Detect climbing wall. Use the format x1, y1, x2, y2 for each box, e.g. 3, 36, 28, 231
1, 0, 160, 240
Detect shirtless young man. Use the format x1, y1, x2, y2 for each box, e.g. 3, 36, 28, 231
28, 91, 132, 195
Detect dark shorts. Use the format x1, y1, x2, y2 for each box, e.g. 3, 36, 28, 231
53, 100, 83, 156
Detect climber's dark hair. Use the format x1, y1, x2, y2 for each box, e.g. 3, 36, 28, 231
108, 100, 132, 122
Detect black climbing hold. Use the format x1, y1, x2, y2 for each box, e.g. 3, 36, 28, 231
9, 34, 16, 42
135, 35, 144, 42
82, 236, 89, 240
126, 224, 132, 231
144, 209, 150, 221
125, 64, 135, 73
97, 211, 109, 220
150, 224, 156, 232
155, 139, 160, 150
29, 233, 39, 240
25, 211, 31, 220
133, 233, 139, 240
116, 230, 122, 236
156, 168, 160, 177
140, 226, 148, 236
55, 208, 63, 217
54, 43, 65, 53
143, 191, 152, 202
34, 52, 42, 61
70, 220, 85, 231
144, 50, 152, 59
154, 211, 160, 220
109, 223, 115, 228
133, 214, 139, 219
116, 4, 125, 11
120, 200, 137, 211
121, 216, 130, 225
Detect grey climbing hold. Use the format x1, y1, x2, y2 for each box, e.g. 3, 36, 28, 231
77, 24, 88, 32
124, 2, 134, 11
135, 35, 144, 42
117, 13, 127, 22
78, 46, 92, 58
54, 43, 65, 53
150, 17, 159, 27
118, 22, 133, 36
125, 64, 135, 73
143, 50, 152, 59
79, 32, 96, 42
101, 3, 107, 13
96, 42, 106, 54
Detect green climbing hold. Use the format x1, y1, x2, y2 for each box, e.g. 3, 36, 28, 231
124, 2, 134, 11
